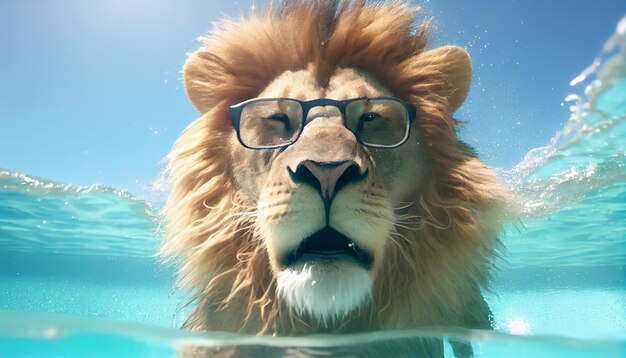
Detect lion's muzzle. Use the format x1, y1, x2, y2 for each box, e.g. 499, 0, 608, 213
256, 114, 394, 322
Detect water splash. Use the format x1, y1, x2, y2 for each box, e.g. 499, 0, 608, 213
0, 169, 161, 257
503, 15, 626, 218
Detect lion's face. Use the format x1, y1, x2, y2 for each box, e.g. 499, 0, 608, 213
229, 68, 425, 321
162, 1, 508, 335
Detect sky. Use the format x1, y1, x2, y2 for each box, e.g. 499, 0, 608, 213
1, 0, 625, 197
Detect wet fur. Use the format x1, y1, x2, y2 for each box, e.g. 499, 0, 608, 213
161, 1, 509, 356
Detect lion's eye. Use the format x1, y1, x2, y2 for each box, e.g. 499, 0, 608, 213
360, 112, 381, 122
267, 112, 291, 131
268, 113, 290, 123
265, 112, 292, 132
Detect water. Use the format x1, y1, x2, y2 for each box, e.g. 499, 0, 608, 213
1, 15, 625, 358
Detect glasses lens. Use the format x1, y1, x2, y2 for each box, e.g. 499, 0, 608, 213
239, 99, 303, 148
345, 99, 409, 147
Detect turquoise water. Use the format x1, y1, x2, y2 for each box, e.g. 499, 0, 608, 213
1, 16, 625, 358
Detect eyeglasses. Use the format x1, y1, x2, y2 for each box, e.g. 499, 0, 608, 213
229, 97, 417, 149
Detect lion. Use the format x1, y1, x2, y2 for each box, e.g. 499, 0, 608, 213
160, 1, 509, 357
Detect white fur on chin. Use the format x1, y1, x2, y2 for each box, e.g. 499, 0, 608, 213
276, 259, 372, 324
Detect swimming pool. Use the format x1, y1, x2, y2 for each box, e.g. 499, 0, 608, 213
1, 12, 625, 358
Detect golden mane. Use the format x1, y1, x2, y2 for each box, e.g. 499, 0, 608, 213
160, 0, 509, 335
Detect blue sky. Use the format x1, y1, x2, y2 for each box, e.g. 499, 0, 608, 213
1, 0, 625, 197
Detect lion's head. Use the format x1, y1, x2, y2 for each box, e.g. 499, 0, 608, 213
161, 1, 508, 335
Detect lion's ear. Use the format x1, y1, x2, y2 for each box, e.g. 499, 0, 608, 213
418, 46, 472, 111
183, 50, 215, 114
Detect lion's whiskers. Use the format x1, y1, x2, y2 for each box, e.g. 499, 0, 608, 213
417, 197, 453, 230
392, 221, 421, 231
393, 200, 416, 211
391, 198, 455, 231
201, 198, 216, 210
389, 229, 412, 245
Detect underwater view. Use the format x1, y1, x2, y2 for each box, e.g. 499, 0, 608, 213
1, 2, 625, 358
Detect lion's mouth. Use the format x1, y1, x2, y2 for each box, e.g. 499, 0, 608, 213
283, 227, 373, 269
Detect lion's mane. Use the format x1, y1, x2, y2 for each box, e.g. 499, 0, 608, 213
160, 0, 508, 335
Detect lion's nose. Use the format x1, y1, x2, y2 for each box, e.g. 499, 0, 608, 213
289, 160, 368, 202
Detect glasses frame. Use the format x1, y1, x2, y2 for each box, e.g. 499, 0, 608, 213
229, 97, 417, 150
